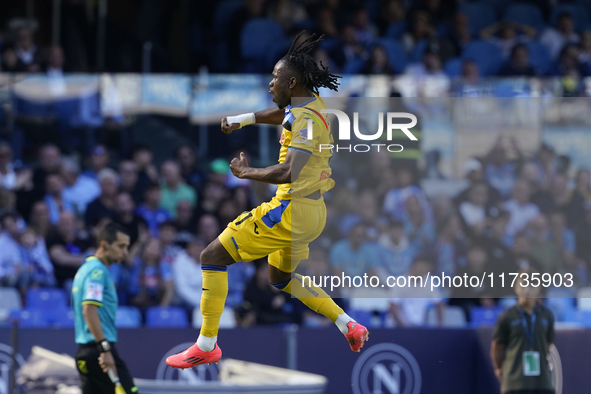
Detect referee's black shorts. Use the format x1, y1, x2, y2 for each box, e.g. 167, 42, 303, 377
75, 342, 138, 394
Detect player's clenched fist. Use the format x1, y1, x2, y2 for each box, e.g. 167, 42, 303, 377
221, 117, 240, 134
230, 152, 249, 178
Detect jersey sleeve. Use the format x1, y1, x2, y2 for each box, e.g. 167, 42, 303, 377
82, 267, 107, 307
289, 112, 317, 155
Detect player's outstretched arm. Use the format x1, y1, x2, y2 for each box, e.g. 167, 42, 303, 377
221, 107, 284, 134
229, 149, 309, 184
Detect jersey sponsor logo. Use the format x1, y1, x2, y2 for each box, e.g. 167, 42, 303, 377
293, 128, 313, 146
86, 282, 104, 302
351, 343, 421, 394
319, 170, 331, 181
157, 343, 218, 383
280, 132, 285, 145
91, 269, 104, 280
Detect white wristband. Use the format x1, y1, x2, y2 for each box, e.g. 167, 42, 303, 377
227, 113, 256, 128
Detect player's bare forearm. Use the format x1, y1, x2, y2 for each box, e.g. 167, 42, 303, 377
490, 341, 505, 369
82, 304, 106, 343
241, 163, 291, 184
254, 107, 284, 125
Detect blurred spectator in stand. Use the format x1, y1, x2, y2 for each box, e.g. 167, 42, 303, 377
128, 238, 174, 309
541, 12, 580, 60
378, 219, 417, 277
361, 45, 394, 75
434, 213, 465, 275
384, 165, 430, 220
388, 255, 443, 327
568, 169, 591, 228
82, 145, 110, 180
339, 189, 385, 239
549, 44, 587, 77
0, 189, 26, 231
503, 179, 540, 237
46, 211, 92, 287
352, 8, 377, 47
484, 136, 522, 198
401, 10, 434, 55
457, 181, 494, 236
498, 44, 539, 77
227, 260, 256, 309
532, 173, 572, 215
549, 211, 576, 269
267, 0, 308, 33
197, 214, 221, 244
136, 183, 171, 238
217, 198, 240, 231
460, 59, 480, 84
13, 26, 40, 72
329, 222, 382, 278
196, 180, 229, 217
0, 142, 32, 191
449, 243, 496, 320
172, 237, 205, 309
357, 149, 397, 206
174, 200, 197, 248
511, 231, 543, 272
84, 168, 119, 227
20, 227, 56, 288
377, 0, 406, 36
233, 186, 254, 214
132, 144, 159, 193
159, 160, 196, 218
402, 194, 435, 251
44, 173, 75, 224
527, 214, 563, 274
454, 158, 502, 209
404, 46, 445, 78
312, 47, 338, 73
0, 45, 27, 72
227, 0, 266, 71
243, 260, 302, 325
158, 221, 183, 268
0, 213, 25, 288
29, 201, 51, 239
27, 144, 62, 214
113, 192, 147, 249
315, 7, 339, 38
443, 12, 472, 60
61, 158, 101, 216
44, 45, 65, 75
329, 24, 368, 71
118, 160, 144, 205
578, 30, 591, 66
411, 0, 456, 25
480, 21, 536, 59
482, 210, 516, 277
175, 144, 204, 191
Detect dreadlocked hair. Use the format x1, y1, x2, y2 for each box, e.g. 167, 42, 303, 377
282, 31, 341, 94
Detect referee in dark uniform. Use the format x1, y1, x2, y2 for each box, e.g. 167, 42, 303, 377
72, 223, 138, 394
491, 268, 555, 394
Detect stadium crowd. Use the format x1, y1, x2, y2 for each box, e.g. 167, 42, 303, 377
0, 130, 587, 328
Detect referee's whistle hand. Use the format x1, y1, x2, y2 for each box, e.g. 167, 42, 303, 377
99, 351, 116, 374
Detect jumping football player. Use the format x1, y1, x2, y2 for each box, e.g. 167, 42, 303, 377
166, 32, 369, 369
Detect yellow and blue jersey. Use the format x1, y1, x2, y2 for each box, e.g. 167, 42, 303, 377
276, 94, 335, 199
72, 257, 118, 344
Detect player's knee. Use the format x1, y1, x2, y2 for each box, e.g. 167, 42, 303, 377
200, 239, 234, 267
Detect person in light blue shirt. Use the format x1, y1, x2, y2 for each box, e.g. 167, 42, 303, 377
72, 222, 137, 394
329, 222, 382, 278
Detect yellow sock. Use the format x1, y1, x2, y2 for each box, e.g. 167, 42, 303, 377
200, 267, 228, 338
278, 273, 344, 322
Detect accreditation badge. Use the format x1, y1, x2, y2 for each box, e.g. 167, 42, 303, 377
522, 351, 541, 376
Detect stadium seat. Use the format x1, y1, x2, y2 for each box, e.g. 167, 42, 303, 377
146, 306, 188, 328
426, 306, 467, 328
550, 4, 590, 32
214, 0, 243, 39
51, 308, 75, 328
481, 0, 512, 18
462, 40, 503, 76
240, 19, 285, 72
26, 288, 68, 309
192, 306, 236, 329
564, 309, 591, 327
0, 287, 22, 310
116, 306, 142, 328
385, 21, 408, 40
342, 58, 366, 74
459, 3, 497, 36
503, 3, 546, 31
9, 308, 51, 328
525, 41, 551, 75
372, 38, 408, 73
470, 306, 505, 327
444, 57, 463, 78
576, 287, 591, 310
